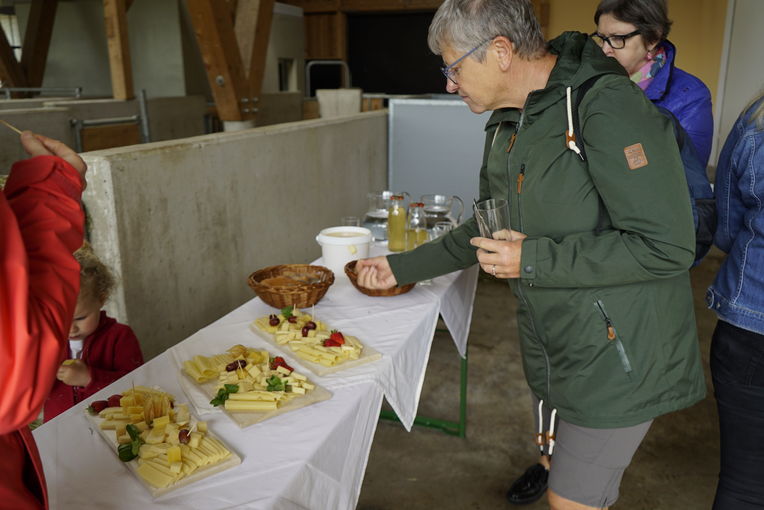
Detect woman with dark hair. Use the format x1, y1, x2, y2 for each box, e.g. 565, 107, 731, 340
706, 90, 764, 510
593, 0, 713, 167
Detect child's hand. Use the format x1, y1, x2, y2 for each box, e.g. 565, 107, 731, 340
57, 359, 92, 387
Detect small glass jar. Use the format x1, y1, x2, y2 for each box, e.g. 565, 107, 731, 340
387, 195, 407, 252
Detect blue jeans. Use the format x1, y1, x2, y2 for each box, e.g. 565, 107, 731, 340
711, 320, 764, 509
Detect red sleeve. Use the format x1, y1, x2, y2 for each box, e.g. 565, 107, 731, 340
83, 326, 144, 397
0, 155, 84, 433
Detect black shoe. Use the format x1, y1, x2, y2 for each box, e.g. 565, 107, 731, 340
505, 463, 549, 505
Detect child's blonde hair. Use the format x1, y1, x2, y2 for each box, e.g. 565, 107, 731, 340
74, 242, 115, 305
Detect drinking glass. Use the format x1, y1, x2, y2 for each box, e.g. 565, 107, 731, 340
341, 216, 361, 227
419, 222, 454, 287
431, 221, 454, 240
474, 199, 510, 239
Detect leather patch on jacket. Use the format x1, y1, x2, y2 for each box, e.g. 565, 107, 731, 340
624, 143, 648, 170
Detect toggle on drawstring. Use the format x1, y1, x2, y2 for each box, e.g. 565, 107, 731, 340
565, 86, 583, 160
534, 399, 558, 456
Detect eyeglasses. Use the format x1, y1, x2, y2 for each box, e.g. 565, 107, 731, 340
590, 30, 640, 50
441, 38, 493, 85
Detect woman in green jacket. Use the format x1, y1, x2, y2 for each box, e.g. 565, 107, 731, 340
357, 0, 705, 509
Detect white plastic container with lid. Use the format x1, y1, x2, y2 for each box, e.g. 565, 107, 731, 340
315, 226, 372, 277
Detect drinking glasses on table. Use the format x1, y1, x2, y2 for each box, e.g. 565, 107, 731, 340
419, 222, 454, 287
341, 216, 361, 227
431, 221, 454, 240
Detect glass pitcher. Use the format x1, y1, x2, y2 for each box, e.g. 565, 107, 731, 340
420, 194, 464, 229
363, 190, 409, 241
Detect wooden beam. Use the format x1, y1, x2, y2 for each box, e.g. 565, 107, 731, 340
246, 0, 274, 98
20, 0, 58, 88
103, 0, 134, 99
0, 27, 26, 88
280, 0, 339, 14
186, 0, 251, 121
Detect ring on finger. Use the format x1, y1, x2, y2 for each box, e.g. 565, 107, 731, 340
491, 264, 496, 276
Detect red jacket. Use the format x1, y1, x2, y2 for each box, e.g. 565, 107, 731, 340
0, 156, 84, 509
44, 312, 143, 421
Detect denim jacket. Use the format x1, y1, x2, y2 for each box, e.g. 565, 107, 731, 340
706, 97, 764, 334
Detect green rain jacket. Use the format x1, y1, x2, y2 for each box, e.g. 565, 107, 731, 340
388, 32, 706, 428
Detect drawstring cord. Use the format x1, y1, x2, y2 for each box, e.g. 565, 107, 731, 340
565, 86, 583, 160
535, 399, 558, 456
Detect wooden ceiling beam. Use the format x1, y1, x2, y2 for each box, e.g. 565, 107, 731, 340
20, 0, 58, 88
186, 0, 251, 122
103, 0, 134, 99
241, 0, 274, 98
0, 28, 26, 88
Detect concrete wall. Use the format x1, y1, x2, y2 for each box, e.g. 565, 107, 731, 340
0, 96, 206, 172
82, 111, 387, 360
0, 107, 73, 171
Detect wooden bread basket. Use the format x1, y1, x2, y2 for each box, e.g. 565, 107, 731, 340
344, 260, 415, 297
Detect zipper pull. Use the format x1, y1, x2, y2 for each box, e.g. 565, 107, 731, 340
506, 133, 517, 153
606, 320, 616, 340
517, 164, 526, 194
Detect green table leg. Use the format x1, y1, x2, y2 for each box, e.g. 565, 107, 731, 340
380, 336, 468, 438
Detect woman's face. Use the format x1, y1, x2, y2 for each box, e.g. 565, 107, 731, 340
596, 13, 657, 75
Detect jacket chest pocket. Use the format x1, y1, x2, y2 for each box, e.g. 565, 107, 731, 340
594, 300, 633, 375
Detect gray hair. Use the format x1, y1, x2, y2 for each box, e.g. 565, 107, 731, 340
428, 0, 546, 60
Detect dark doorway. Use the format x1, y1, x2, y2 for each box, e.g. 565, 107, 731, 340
347, 12, 445, 95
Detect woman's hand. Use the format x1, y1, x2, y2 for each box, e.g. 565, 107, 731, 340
470, 229, 527, 278
56, 359, 92, 387
20, 131, 87, 187
356, 256, 398, 289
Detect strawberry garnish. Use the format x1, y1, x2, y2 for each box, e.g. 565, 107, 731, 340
270, 356, 293, 372
329, 330, 345, 345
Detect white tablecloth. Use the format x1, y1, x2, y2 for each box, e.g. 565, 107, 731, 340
34, 258, 478, 509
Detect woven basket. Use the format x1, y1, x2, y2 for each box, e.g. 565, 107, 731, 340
248, 264, 334, 308
344, 260, 415, 297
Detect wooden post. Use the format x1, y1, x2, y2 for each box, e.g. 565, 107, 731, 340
103, 0, 134, 99
20, 0, 58, 88
235, 0, 274, 102
186, 0, 251, 122
0, 28, 26, 88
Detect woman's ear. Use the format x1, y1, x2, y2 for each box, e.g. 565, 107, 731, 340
492, 36, 514, 71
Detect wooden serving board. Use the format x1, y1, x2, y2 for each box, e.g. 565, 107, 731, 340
85, 409, 241, 498
182, 373, 333, 428
249, 322, 383, 376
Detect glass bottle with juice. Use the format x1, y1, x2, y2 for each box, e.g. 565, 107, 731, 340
387, 195, 407, 252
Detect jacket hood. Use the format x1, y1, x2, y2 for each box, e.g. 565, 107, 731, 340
486, 31, 626, 129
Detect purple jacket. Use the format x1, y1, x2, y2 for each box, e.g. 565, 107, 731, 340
645, 40, 713, 168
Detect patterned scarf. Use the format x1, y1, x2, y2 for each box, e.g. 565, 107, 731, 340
630, 45, 667, 91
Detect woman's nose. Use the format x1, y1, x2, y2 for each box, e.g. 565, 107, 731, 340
446, 79, 458, 94
602, 43, 615, 57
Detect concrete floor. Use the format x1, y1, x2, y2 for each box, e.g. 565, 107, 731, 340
358, 250, 723, 510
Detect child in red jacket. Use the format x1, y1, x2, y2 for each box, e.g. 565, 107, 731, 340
44, 245, 144, 422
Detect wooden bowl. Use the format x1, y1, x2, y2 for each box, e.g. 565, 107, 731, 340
248, 264, 334, 308
344, 260, 415, 297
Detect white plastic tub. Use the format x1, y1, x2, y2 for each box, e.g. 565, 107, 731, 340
315, 226, 372, 277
